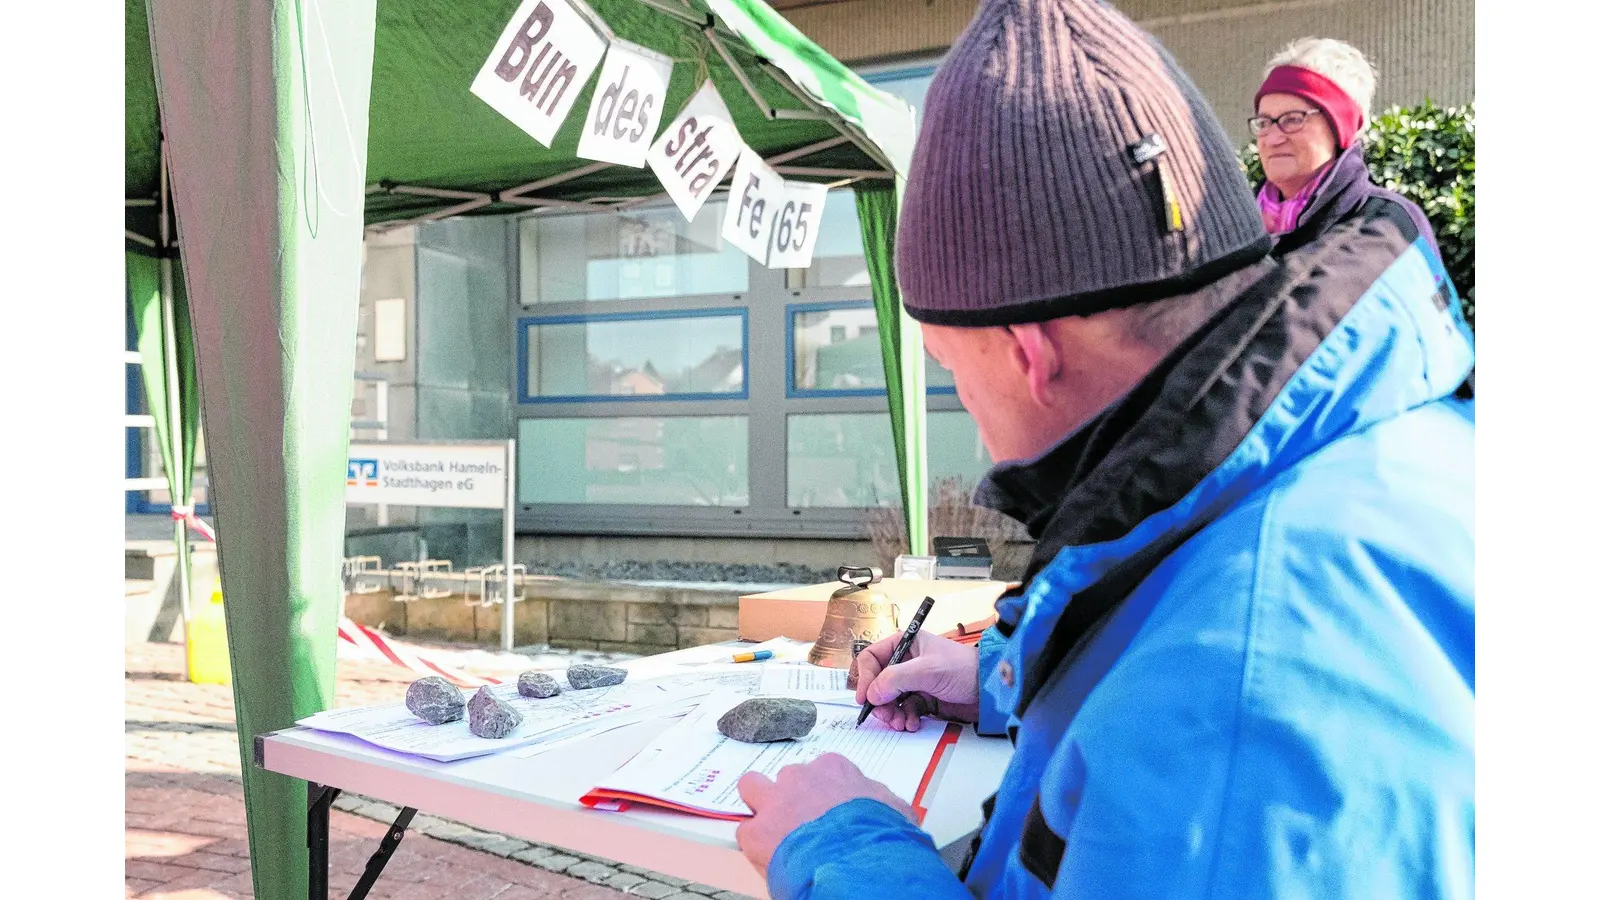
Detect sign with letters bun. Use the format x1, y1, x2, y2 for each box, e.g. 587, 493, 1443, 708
647, 82, 744, 223
471, 0, 608, 147
765, 181, 828, 269
720, 146, 786, 265
576, 40, 674, 168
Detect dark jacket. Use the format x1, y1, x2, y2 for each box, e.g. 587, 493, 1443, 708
1270, 143, 1438, 259
766, 185, 1475, 900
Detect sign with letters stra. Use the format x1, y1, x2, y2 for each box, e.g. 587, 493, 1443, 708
766, 181, 828, 269
576, 41, 674, 168
471, 0, 607, 147
720, 146, 786, 265
647, 82, 744, 222
346, 443, 509, 510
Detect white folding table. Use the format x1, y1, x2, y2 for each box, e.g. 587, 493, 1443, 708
256, 643, 1014, 900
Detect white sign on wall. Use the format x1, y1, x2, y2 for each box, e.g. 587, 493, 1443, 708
470, 0, 607, 147
346, 443, 509, 510
765, 181, 828, 269
647, 82, 743, 222
720, 146, 785, 265
576, 41, 674, 168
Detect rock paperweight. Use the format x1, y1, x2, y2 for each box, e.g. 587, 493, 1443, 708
517, 672, 562, 699
467, 686, 523, 739
566, 664, 627, 690
405, 676, 465, 725
717, 698, 818, 743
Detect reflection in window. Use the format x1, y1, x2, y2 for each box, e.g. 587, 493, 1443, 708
787, 410, 993, 508
790, 304, 955, 393
520, 203, 750, 304
518, 417, 749, 506
523, 312, 746, 400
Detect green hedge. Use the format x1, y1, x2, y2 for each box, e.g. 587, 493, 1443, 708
1240, 100, 1475, 328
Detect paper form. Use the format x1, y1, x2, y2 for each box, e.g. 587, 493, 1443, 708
586, 689, 949, 817
298, 671, 748, 762
757, 665, 858, 705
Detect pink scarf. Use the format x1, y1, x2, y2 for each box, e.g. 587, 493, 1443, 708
1257, 161, 1334, 235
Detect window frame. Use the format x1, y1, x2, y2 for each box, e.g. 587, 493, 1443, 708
517, 307, 752, 404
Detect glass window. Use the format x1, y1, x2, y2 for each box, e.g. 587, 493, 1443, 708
519, 203, 749, 304
518, 416, 749, 506
521, 310, 747, 401
786, 410, 993, 508
789, 303, 956, 395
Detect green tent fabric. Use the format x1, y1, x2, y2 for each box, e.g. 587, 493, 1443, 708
127, 252, 200, 513
857, 183, 928, 555
145, 2, 378, 898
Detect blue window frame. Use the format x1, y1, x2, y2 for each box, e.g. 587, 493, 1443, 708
785, 300, 957, 399
517, 307, 750, 404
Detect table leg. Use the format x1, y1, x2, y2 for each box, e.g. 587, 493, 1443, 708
349, 807, 418, 900
307, 783, 341, 900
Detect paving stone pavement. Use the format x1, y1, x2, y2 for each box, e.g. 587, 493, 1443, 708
126, 641, 756, 900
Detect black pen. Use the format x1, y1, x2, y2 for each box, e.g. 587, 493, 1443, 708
856, 596, 936, 727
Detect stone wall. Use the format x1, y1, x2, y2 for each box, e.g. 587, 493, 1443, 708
342, 580, 745, 655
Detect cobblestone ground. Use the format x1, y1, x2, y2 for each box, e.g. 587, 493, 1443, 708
126, 641, 753, 900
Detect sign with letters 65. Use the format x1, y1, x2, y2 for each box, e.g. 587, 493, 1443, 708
766, 181, 828, 269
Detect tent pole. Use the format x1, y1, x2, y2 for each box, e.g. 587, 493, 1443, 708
159, 138, 195, 650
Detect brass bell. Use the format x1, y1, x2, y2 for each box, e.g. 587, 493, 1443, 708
809, 566, 899, 668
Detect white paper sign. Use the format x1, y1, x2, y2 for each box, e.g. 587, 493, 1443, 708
765, 181, 829, 269
470, 0, 608, 147
720, 147, 785, 265
346, 442, 508, 510
647, 82, 744, 222
575, 41, 674, 168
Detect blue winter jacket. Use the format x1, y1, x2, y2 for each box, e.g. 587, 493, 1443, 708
767, 200, 1475, 899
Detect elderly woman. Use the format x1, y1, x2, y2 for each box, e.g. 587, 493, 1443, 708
1252, 37, 1438, 257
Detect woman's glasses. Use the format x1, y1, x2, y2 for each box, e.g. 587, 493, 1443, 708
1248, 109, 1322, 136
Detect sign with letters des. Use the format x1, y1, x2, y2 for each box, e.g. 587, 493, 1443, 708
346, 443, 508, 510
720, 146, 786, 265
765, 181, 828, 269
470, 0, 607, 147
647, 82, 744, 222
576, 41, 674, 168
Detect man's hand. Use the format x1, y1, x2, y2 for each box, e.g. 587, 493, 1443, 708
735, 753, 914, 875
854, 631, 981, 732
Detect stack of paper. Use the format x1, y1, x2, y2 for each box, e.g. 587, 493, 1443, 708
582, 689, 958, 820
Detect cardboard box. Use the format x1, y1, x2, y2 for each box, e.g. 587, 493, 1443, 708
738, 577, 1012, 643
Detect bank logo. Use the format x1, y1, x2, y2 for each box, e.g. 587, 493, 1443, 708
347, 459, 379, 488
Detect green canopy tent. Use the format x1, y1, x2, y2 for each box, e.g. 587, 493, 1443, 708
126, 1, 927, 897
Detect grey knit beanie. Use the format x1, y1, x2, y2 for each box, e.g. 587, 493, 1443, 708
897, 0, 1271, 326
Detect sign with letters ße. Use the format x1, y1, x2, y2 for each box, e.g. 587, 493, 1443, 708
470, 0, 607, 147
647, 82, 744, 223
576, 41, 674, 168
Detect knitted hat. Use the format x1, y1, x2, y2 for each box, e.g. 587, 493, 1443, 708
896, 0, 1270, 326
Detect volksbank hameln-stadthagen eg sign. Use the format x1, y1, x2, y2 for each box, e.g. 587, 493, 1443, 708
346, 443, 508, 509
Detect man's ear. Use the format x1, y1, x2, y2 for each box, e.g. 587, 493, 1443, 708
1006, 323, 1062, 407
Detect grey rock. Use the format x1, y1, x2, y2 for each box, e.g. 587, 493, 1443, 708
467, 686, 523, 739
518, 671, 563, 699
567, 664, 627, 690
405, 676, 465, 725
716, 698, 818, 743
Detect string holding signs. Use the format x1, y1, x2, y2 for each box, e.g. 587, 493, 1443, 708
766, 181, 828, 269
576, 41, 674, 168
648, 82, 744, 223
721, 146, 786, 265
471, 0, 608, 147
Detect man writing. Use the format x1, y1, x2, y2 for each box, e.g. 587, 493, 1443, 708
734, 0, 1475, 897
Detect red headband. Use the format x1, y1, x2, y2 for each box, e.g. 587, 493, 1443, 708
1256, 64, 1364, 149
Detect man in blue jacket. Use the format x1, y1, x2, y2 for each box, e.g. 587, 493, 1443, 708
732, 1, 1475, 897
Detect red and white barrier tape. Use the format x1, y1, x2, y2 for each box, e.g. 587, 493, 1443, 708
170, 505, 217, 542
337, 616, 499, 688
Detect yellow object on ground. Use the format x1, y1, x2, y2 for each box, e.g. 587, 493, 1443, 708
187, 589, 231, 685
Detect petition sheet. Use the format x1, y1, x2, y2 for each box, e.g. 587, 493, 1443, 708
590, 689, 946, 816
